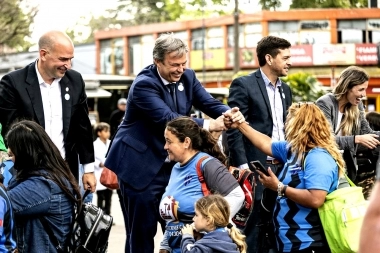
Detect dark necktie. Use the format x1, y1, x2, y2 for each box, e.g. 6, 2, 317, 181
168, 83, 177, 112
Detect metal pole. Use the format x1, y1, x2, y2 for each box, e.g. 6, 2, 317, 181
233, 0, 240, 74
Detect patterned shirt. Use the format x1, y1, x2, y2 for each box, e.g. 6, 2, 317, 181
271, 142, 338, 252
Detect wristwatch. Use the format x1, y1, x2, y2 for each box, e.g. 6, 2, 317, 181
277, 182, 288, 197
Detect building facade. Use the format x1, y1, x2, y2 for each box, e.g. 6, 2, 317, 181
94, 8, 380, 111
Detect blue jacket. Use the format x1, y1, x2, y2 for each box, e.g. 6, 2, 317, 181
7, 174, 74, 253
181, 228, 239, 253
105, 64, 229, 190
0, 186, 16, 253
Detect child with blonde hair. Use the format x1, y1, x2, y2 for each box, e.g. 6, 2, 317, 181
181, 194, 247, 253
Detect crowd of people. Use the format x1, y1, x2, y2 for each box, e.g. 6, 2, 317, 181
0, 29, 379, 253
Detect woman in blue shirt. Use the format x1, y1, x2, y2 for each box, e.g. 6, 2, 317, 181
228, 103, 345, 253
5, 120, 81, 253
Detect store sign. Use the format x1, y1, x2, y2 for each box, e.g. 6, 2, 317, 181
355, 44, 378, 65
368, 19, 380, 30
300, 20, 330, 30
313, 44, 355, 65
290, 45, 313, 66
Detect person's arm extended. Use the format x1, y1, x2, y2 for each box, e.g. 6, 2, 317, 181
257, 168, 328, 209
359, 182, 380, 253
237, 122, 273, 158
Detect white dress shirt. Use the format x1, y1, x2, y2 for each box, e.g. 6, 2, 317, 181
94, 138, 111, 191
35, 63, 94, 174
36, 64, 65, 158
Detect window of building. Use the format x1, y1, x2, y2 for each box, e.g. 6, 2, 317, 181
207, 27, 223, 49
127, 35, 155, 76
191, 29, 204, 50
268, 21, 299, 45
191, 27, 223, 50
227, 23, 262, 48
368, 19, 380, 43
337, 20, 367, 43
299, 20, 331, 44
100, 38, 124, 75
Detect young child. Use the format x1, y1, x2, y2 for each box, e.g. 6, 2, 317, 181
93, 122, 112, 215
181, 195, 247, 253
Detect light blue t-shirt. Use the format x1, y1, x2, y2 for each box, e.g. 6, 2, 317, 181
271, 141, 338, 252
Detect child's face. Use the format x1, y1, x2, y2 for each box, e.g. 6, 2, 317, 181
98, 129, 110, 140
192, 208, 213, 233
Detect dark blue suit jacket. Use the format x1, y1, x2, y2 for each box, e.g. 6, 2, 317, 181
105, 65, 229, 190
226, 69, 292, 197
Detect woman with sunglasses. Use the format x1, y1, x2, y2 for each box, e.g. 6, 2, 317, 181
226, 103, 345, 253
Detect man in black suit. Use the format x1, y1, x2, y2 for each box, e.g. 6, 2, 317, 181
227, 36, 293, 253
0, 31, 96, 192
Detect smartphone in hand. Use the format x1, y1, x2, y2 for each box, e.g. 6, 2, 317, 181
250, 160, 270, 176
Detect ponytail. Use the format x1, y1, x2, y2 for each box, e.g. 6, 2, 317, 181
228, 226, 247, 253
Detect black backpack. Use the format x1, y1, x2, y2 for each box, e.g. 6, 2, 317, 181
41, 190, 113, 253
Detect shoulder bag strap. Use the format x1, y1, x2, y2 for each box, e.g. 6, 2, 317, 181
39, 189, 91, 252
196, 156, 211, 196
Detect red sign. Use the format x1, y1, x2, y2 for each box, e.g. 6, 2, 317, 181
290, 45, 313, 66
355, 44, 378, 65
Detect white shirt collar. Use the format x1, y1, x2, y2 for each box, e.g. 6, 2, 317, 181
156, 67, 171, 86
35, 60, 62, 85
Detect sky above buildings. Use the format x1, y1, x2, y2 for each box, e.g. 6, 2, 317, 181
29, 0, 291, 46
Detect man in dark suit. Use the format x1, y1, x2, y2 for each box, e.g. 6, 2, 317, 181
105, 33, 234, 253
0, 31, 96, 192
227, 36, 293, 253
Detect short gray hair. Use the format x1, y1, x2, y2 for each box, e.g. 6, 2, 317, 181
153, 33, 189, 62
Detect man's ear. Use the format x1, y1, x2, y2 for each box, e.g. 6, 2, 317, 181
265, 54, 272, 65
40, 49, 48, 60
153, 58, 160, 66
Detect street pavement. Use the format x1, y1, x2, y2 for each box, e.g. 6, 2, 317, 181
93, 191, 164, 252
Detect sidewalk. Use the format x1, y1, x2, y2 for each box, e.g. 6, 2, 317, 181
94, 191, 163, 252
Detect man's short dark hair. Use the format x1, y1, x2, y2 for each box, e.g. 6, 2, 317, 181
256, 36, 291, 67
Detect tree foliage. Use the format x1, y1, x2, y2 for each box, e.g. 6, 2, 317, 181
67, 0, 230, 44
0, 0, 38, 52
290, 0, 367, 8
259, 0, 282, 10
281, 72, 326, 102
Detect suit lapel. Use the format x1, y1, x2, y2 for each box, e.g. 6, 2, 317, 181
153, 66, 179, 113
255, 71, 273, 119
60, 76, 72, 139
25, 63, 45, 128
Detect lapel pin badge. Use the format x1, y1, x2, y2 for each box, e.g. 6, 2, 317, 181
65, 94, 70, 101
282, 93, 285, 99
178, 82, 184, 91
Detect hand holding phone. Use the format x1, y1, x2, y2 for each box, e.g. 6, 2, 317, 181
250, 160, 270, 176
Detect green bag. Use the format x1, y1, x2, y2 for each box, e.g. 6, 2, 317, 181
318, 174, 368, 253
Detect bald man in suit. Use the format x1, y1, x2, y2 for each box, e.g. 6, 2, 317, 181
0, 31, 96, 192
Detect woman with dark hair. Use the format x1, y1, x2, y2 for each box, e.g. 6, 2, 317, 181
5, 120, 81, 253
159, 116, 244, 253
